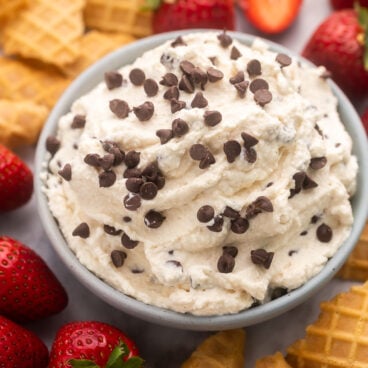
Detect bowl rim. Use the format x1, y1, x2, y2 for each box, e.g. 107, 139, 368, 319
35, 29, 368, 331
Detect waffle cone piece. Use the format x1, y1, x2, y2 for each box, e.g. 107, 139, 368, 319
286, 281, 368, 367
181, 329, 245, 368
337, 222, 368, 282
256, 352, 292, 367
0, 0, 29, 22
84, 0, 152, 38
3, 0, 85, 69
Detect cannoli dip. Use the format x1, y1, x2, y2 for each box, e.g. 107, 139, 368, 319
43, 32, 358, 315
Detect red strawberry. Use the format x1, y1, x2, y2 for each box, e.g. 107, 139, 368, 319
238, 0, 303, 34
0, 236, 68, 323
331, 0, 368, 10
302, 7, 368, 97
147, 0, 235, 34
49, 321, 143, 368
361, 107, 368, 134
0, 315, 49, 368
0, 144, 33, 212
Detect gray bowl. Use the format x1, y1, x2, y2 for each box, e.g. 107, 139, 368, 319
35, 30, 368, 331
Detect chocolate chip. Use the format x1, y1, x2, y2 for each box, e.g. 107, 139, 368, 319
209, 56, 217, 65
172, 118, 189, 137
254, 89, 272, 106
204, 110, 222, 127
99, 170, 116, 187
180, 60, 195, 75
244, 148, 257, 163
292, 171, 306, 195
46, 136, 60, 156
197, 205, 215, 223
109, 99, 130, 119
104, 225, 122, 236
144, 210, 165, 228
124, 168, 142, 178
217, 30, 232, 48
102, 141, 125, 166
191, 92, 208, 108
121, 233, 139, 249
207, 215, 224, 232
199, 151, 215, 169
229, 71, 244, 85
129, 68, 145, 86
303, 175, 318, 190
140, 182, 158, 200
123, 216, 131, 222
217, 253, 235, 273
171, 36, 187, 47
167, 260, 182, 269
247, 59, 262, 77
300, 230, 308, 236
223, 246, 238, 258
111, 250, 126, 267
125, 150, 140, 168
224, 140, 241, 163
71, 114, 86, 129
179, 75, 195, 93
58, 164, 72, 181
72, 222, 90, 238
311, 215, 320, 224
316, 223, 333, 242
126, 177, 144, 193
271, 287, 287, 300
104, 71, 123, 90
163, 86, 179, 100
99, 154, 115, 171
234, 81, 249, 98
276, 53, 292, 67
249, 78, 269, 93
84, 153, 100, 167
189, 144, 207, 161
142, 161, 159, 181
171, 99, 186, 113
231, 217, 249, 234
191, 67, 208, 87
124, 193, 141, 211
160, 73, 178, 86
251, 249, 274, 269
309, 157, 327, 170
156, 129, 173, 144
254, 196, 273, 212
133, 101, 154, 121
207, 67, 224, 82
222, 206, 240, 219
144, 78, 159, 97
230, 46, 242, 60
155, 174, 165, 190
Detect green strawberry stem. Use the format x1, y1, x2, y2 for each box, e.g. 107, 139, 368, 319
143, 0, 162, 10
356, 3, 368, 69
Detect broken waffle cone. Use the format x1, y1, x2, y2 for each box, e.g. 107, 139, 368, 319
62, 30, 136, 78
0, 99, 48, 148
84, 0, 152, 38
0, 0, 29, 22
181, 329, 245, 368
286, 281, 368, 367
337, 221, 368, 282
256, 352, 292, 367
3, 0, 85, 69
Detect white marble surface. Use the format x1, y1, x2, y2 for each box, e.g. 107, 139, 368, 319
0, 1, 363, 366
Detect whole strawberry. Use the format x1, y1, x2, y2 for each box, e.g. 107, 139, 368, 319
0, 315, 49, 368
331, 0, 368, 10
0, 144, 33, 212
147, 0, 235, 34
49, 321, 143, 368
0, 236, 68, 323
302, 7, 368, 97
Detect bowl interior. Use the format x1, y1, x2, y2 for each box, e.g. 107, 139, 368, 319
35, 30, 368, 331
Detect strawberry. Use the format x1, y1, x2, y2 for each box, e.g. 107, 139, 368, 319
331, 0, 368, 10
49, 321, 143, 368
0, 315, 49, 368
0, 144, 33, 212
302, 7, 368, 97
361, 107, 368, 134
238, 0, 303, 34
146, 0, 235, 34
0, 236, 68, 323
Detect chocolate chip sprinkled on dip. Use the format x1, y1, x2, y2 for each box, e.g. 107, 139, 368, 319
104, 71, 123, 90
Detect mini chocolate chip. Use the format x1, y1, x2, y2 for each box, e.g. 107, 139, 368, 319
224, 140, 241, 163
303, 175, 318, 190
172, 118, 189, 137
110, 147, 125, 166
142, 161, 159, 181
310, 157, 327, 170
124, 168, 142, 178
222, 206, 240, 219
99, 154, 115, 171
230, 46, 242, 60
167, 260, 182, 269
84, 153, 100, 167
247, 59, 262, 77
46, 136, 60, 155
99, 170, 116, 187
251, 249, 274, 269
191, 67, 208, 87
133, 101, 154, 121
171, 99, 186, 113
124, 193, 141, 211
71, 114, 86, 129
58, 164, 72, 181
317, 223, 333, 242
123, 216, 132, 222
104, 225, 122, 236
276, 53, 292, 67
249, 78, 269, 93
217, 253, 235, 273
131, 268, 144, 274
244, 147, 257, 163
129, 68, 146, 86
73, 143, 78, 150
144, 210, 165, 228
207, 67, 224, 82
207, 215, 224, 232
204, 110, 222, 127
300, 230, 308, 236
229, 71, 244, 85
197, 205, 215, 223
160, 73, 179, 86
109, 99, 130, 119
289, 250, 297, 256
104, 71, 123, 90
140, 182, 158, 200
121, 233, 139, 249
199, 151, 215, 169
180, 60, 195, 75
72, 222, 90, 238
155, 174, 165, 190
223, 246, 238, 258
189, 144, 208, 161
209, 56, 217, 65
111, 250, 126, 267
234, 81, 249, 98
171, 36, 187, 47
179, 75, 195, 93
231, 217, 249, 234
254, 89, 272, 106
311, 215, 320, 224
126, 177, 144, 193
254, 196, 274, 212
271, 287, 288, 300
163, 86, 180, 100
292, 171, 306, 195
156, 129, 173, 144
144, 78, 159, 97
125, 150, 140, 168
217, 30, 232, 48
191, 92, 208, 108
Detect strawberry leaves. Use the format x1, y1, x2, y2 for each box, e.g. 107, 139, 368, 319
356, 3, 368, 69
